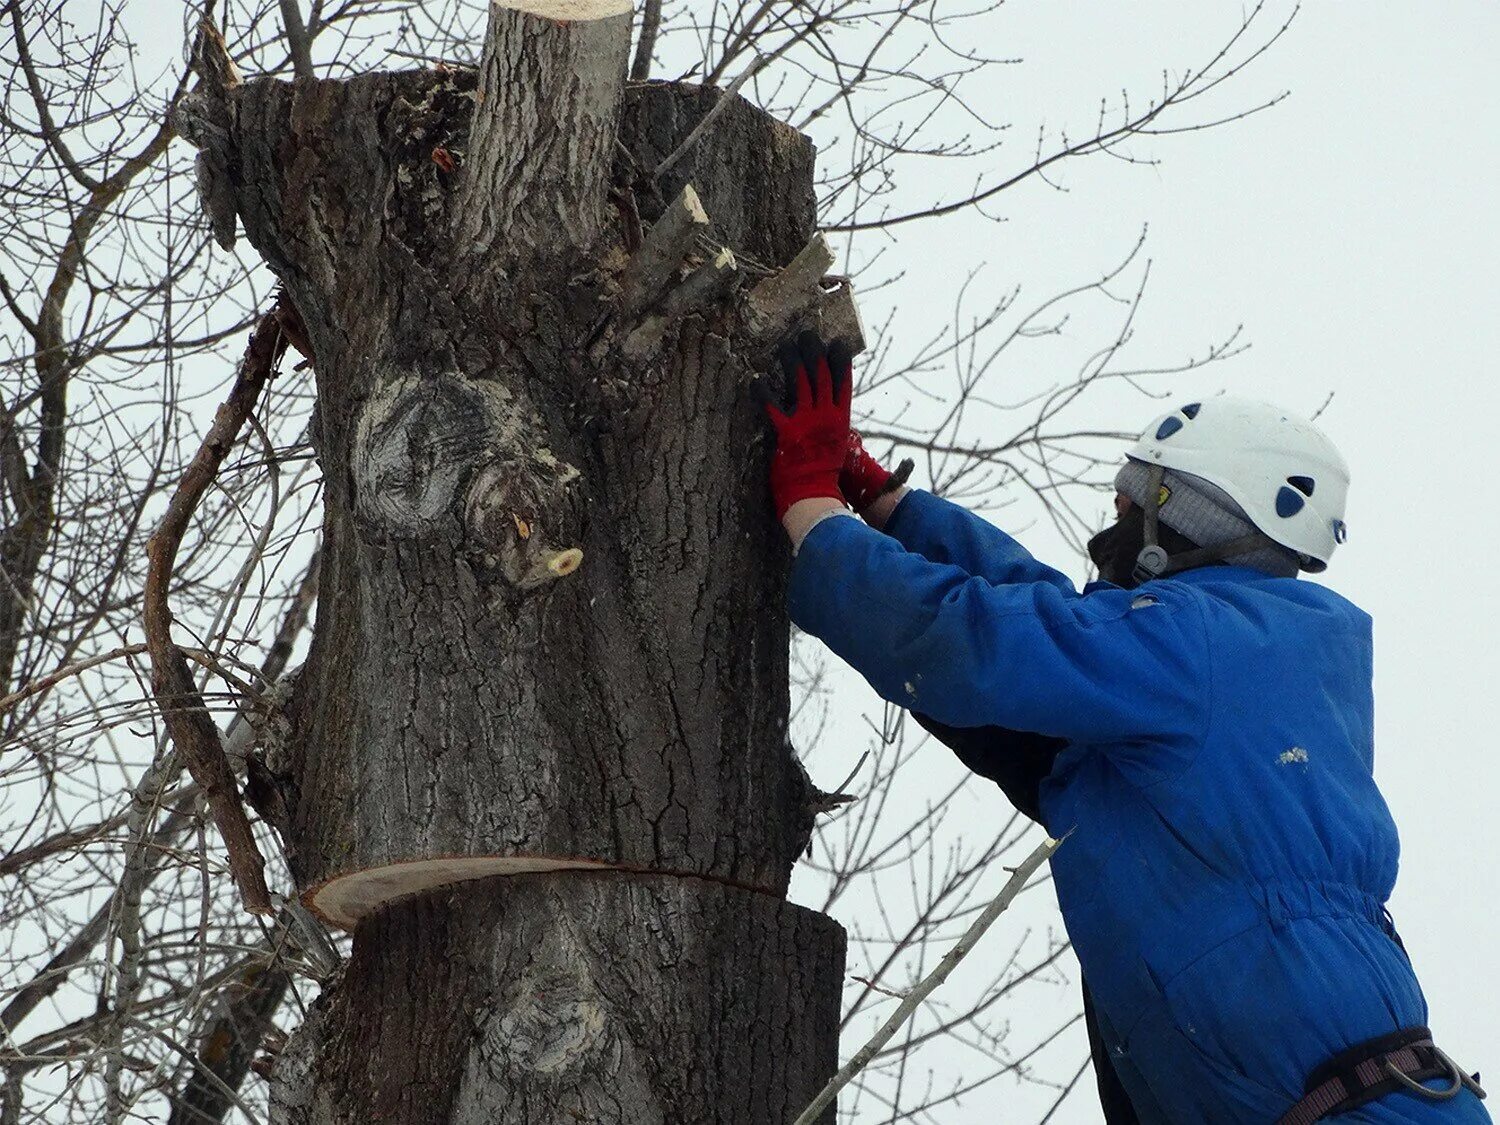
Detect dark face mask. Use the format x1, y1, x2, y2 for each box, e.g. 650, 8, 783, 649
1087, 503, 1201, 588
1088, 507, 1147, 589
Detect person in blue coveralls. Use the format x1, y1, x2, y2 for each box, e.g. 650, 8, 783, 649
761, 332, 1489, 1124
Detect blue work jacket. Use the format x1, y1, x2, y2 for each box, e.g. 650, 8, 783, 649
788, 491, 1489, 1123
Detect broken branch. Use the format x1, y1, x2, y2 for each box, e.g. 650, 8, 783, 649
817, 276, 867, 355
629, 0, 662, 81
744, 234, 870, 353
620, 246, 739, 359
142, 304, 290, 916
663, 246, 739, 316
746, 233, 833, 335
277, 0, 315, 83
618, 182, 711, 319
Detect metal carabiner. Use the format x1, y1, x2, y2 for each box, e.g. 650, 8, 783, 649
1384, 1048, 1487, 1102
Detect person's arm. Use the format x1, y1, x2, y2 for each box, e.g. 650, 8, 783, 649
759, 334, 1199, 749
842, 440, 1078, 594
859, 513, 1069, 816
782, 496, 849, 551
910, 713, 1064, 824
787, 513, 1210, 747
881, 488, 1080, 593
858, 484, 907, 531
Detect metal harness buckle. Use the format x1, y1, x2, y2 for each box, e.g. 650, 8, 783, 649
1277, 1028, 1486, 1125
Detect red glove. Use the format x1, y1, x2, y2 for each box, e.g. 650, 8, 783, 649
841, 432, 899, 513
762, 332, 852, 520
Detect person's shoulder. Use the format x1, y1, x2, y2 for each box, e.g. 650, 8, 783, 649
1288, 578, 1372, 630
1080, 577, 1198, 608
1180, 570, 1372, 632
1069, 578, 1204, 630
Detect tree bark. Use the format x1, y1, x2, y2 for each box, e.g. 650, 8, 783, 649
188, 3, 849, 1120
274, 877, 841, 1123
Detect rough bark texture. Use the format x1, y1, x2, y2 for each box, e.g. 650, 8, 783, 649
195, 5, 846, 1121
274, 875, 842, 1124
226, 67, 821, 915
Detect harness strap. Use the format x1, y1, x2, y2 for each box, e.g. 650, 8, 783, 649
1278, 1028, 1486, 1125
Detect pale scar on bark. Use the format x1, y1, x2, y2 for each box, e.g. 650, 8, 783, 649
353, 370, 585, 589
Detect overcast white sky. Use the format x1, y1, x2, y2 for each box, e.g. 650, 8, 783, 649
786, 3, 1500, 1120
13, 2, 1496, 1122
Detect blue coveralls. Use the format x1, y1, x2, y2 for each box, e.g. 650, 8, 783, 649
788, 490, 1489, 1124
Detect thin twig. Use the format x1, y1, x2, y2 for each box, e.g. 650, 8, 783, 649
0, 644, 150, 715
0, 642, 234, 717
653, 60, 761, 180
1038, 1054, 1094, 1124
791, 833, 1065, 1125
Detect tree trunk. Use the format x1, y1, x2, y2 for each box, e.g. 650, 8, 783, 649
274, 878, 842, 1123
186, 3, 851, 1120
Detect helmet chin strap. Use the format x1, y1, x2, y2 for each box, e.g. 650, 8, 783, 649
1132, 464, 1285, 584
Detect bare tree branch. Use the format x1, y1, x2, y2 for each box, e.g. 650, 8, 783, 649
166, 959, 291, 1125
278, 0, 317, 83
630, 0, 662, 81
3, 0, 100, 192
792, 834, 1064, 1125
142, 307, 289, 916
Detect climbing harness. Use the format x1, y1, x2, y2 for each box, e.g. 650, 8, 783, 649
1277, 1027, 1486, 1124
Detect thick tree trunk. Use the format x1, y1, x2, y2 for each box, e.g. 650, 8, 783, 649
186, 3, 850, 1121
274, 878, 842, 1123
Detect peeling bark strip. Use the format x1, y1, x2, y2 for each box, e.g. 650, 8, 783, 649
309, 855, 608, 931
179, 3, 855, 1118
143, 307, 288, 915
273, 876, 844, 1125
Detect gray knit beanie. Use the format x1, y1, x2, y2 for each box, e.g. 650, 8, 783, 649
1114, 460, 1299, 578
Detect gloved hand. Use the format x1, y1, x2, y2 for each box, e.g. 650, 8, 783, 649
761, 332, 852, 520
841, 432, 914, 514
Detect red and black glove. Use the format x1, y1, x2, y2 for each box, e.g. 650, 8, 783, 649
761, 332, 853, 520
841, 431, 914, 514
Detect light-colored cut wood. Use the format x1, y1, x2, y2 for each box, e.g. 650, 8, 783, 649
493, 0, 631, 18
307, 855, 610, 929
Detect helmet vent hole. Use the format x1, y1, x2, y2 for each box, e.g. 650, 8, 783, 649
1275, 486, 1306, 518
1155, 417, 1184, 441
1181, 403, 1201, 419
1287, 475, 1316, 497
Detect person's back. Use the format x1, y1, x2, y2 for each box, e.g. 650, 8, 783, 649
1039, 568, 1475, 1120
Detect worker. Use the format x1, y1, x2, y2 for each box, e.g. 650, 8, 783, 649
762, 331, 1490, 1123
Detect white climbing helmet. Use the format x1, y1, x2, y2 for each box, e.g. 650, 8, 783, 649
1125, 396, 1350, 572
